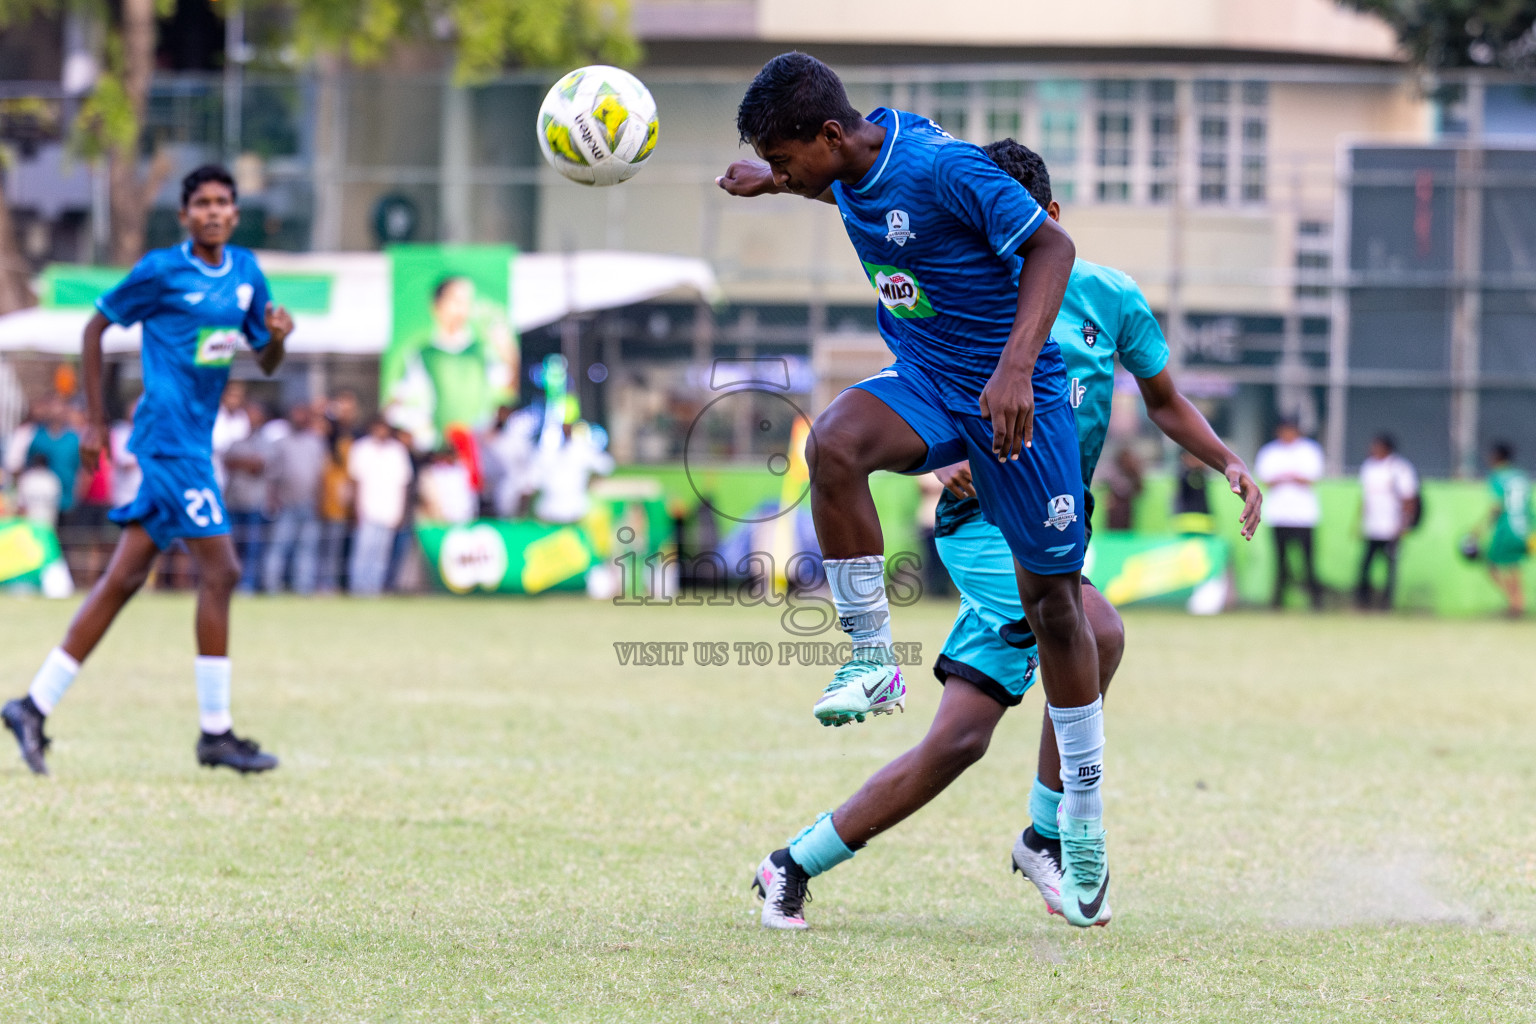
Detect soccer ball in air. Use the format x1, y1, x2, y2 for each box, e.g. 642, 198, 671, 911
537, 65, 658, 187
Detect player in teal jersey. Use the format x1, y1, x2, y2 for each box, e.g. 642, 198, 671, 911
3, 166, 292, 776
1478, 441, 1530, 617
750, 139, 1262, 930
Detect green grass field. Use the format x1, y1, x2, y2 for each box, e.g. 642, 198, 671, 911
1, 594, 1533, 1022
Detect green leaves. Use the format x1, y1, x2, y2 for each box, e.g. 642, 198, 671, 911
1338, 0, 1536, 70
288, 0, 639, 82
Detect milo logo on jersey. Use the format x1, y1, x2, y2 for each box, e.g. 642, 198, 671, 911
195, 327, 243, 367
863, 263, 935, 319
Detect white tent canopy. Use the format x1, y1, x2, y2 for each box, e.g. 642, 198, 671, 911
0, 250, 720, 356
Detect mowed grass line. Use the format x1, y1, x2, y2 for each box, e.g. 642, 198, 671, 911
0, 595, 1532, 1022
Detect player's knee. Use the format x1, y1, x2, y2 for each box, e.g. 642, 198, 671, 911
110, 563, 152, 599
1090, 607, 1125, 678
1024, 583, 1085, 645
201, 555, 240, 596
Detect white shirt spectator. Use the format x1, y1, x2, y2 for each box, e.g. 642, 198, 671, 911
3, 420, 36, 479
17, 464, 62, 527
1360, 454, 1418, 541
348, 432, 414, 529
534, 430, 614, 524
1256, 435, 1325, 527
419, 460, 477, 525
109, 420, 141, 508
211, 405, 251, 489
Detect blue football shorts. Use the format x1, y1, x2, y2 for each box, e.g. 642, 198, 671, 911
110, 452, 231, 550
849, 360, 1086, 576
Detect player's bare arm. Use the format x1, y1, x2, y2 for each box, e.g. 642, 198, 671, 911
1135, 368, 1263, 539
717, 158, 837, 204
979, 218, 1075, 461
77, 310, 113, 469
259, 302, 293, 376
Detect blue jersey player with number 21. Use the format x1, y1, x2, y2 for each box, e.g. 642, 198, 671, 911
4, 165, 293, 777
718, 52, 1111, 927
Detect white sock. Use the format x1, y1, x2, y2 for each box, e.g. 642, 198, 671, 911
195, 656, 233, 735
823, 556, 893, 661
28, 647, 80, 716
1049, 698, 1105, 821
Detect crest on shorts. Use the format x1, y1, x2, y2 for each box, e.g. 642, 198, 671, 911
1043, 493, 1078, 532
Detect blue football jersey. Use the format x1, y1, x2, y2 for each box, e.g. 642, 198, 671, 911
97, 242, 272, 459
831, 109, 1067, 414
934, 258, 1170, 535
1056, 259, 1169, 486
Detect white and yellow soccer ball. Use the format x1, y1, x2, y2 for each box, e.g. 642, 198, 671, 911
537, 65, 658, 187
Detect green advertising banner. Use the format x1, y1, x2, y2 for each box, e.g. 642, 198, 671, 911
416, 498, 670, 596
382, 245, 519, 449
0, 519, 70, 594
1082, 532, 1230, 608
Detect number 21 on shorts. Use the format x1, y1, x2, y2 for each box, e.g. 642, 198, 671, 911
183, 488, 224, 528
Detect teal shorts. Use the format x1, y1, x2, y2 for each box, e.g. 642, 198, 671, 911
931, 514, 1043, 707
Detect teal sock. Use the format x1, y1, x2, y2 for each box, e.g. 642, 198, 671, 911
1030, 776, 1062, 840
787, 812, 855, 877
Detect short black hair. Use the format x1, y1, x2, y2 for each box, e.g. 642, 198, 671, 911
433, 276, 470, 303
1491, 440, 1515, 462
181, 164, 237, 209
736, 52, 862, 147
984, 139, 1052, 208
1372, 433, 1397, 453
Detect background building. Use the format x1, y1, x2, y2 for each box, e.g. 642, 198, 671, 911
2, 0, 1534, 474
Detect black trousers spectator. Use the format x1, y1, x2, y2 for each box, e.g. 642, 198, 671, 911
1272, 525, 1323, 609
1356, 538, 1399, 610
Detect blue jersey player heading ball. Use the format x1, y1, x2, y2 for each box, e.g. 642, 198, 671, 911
719, 53, 1110, 927
745, 138, 1263, 933
3, 165, 293, 777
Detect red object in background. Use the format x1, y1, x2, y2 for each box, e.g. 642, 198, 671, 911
1414, 169, 1434, 260
84, 450, 111, 505
444, 424, 483, 492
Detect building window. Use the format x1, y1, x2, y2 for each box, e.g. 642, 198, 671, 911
1199, 115, 1228, 203
1094, 80, 1134, 203
1149, 80, 1178, 203
985, 80, 1025, 140
1296, 220, 1332, 303
930, 81, 969, 139
1037, 79, 1083, 202
1240, 84, 1267, 203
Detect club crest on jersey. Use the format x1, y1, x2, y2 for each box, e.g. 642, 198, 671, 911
1043, 493, 1078, 532
884, 210, 916, 246
1082, 319, 1100, 347
236, 283, 255, 311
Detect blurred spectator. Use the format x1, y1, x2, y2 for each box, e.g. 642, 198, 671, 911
348, 417, 414, 596
419, 447, 477, 525
3, 403, 38, 484
534, 422, 614, 524
16, 452, 62, 528
69, 405, 115, 582
1171, 451, 1214, 535
488, 403, 541, 518
1102, 446, 1143, 531
26, 395, 82, 521
109, 399, 141, 510
1479, 441, 1530, 619
211, 381, 251, 489
318, 389, 363, 591
224, 402, 274, 594
1356, 434, 1418, 610
263, 404, 327, 595
1256, 417, 1325, 610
